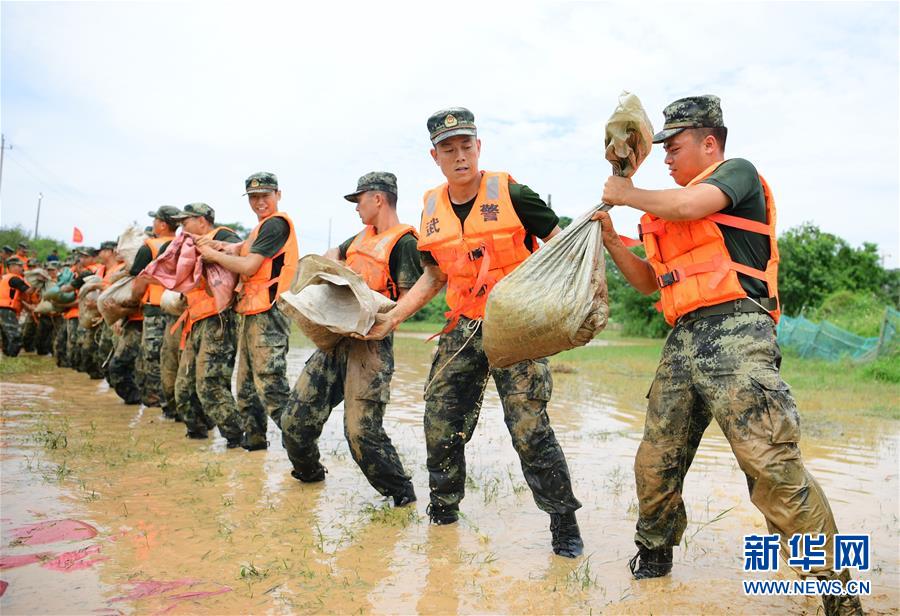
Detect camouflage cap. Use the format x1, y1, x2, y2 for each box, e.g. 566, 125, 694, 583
1, 245, 13, 253
175, 202, 216, 221
427, 107, 477, 144
100, 240, 118, 251
244, 172, 279, 195
17, 241, 28, 249
45, 261, 59, 270
147, 205, 183, 225
27, 258, 39, 266
5, 256, 23, 266
76, 247, 97, 257
652, 95, 724, 143
343, 172, 398, 203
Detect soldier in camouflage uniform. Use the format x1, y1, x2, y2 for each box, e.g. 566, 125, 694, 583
108, 319, 143, 404
33, 262, 59, 356
596, 95, 862, 616
129, 206, 180, 407
362, 109, 583, 558
172, 203, 243, 445
0, 257, 32, 356
159, 314, 182, 419
281, 173, 418, 505
20, 260, 41, 353
195, 173, 298, 451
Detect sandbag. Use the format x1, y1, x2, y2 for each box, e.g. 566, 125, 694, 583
44, 286, 76, 309
482, 91, 654, 368
34, 300, 55, 315
97, 275, 139, 326
144, 234, 237, 312
160, 290, 187, 317
77, 275, 105, 327
24, 268, 51, 292
117, 225, 149, 270
482, 210, 608, 368
278, 255, 394, 351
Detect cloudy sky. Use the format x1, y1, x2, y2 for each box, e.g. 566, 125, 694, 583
1, 2, 897, 264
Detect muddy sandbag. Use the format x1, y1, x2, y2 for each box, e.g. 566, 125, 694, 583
278, 255, 395, 351
97, 275, 139, 326
160, 290, 187, 317
34, 300, 56, 315
482, 210, 608, 368
77, 275, 105, 327
117, 225, 149, 270
24, 268, 51, 292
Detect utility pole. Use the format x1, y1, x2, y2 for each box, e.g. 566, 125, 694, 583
327, 217, 332, 249
34, 192, 43, 239
0, 134, 11, 197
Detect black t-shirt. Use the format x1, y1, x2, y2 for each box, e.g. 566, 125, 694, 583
249, 218, 289, 258
9, 276, 29, 294
701, 158, 771, 298
214, 228, 243, 244
338, 230, 424, 293
419, 182, 558, 266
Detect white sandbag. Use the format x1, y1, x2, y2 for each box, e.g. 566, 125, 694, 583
24, 268, 51, 292
34, 300, 55, 315
160, 290, 187, 317
117, 224, 149, 270
482, 209, 608, 368
77, 275, 105, 327
97, 275, 139, 326
278, 255, 395, 351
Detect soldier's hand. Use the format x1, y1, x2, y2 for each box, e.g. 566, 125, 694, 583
591, 210, 620, 245
602, 176, 634, 206
354, 312, 396, 341
196, 243, 220, 262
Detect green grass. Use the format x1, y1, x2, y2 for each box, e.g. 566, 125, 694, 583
0, 354, 57, 375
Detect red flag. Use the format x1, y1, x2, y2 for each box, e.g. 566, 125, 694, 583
72, 227, 83, 243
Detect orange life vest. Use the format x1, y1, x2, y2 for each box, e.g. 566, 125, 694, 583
345, 224, 417, 300
16, 253, 29, 271
102, 262, 125, 287
0, 273, 25, 315
169, 226, 238, 348
639, 161, 780, 326
418, 171, 534, 324
235, 212, 298, 315
63, 262, 104, 320
141, 236, 173, 307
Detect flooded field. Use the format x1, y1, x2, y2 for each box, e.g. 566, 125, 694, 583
1, 333, 898, 614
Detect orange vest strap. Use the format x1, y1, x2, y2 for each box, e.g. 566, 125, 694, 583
706, 212, 771, 236
618, 234, 642, 248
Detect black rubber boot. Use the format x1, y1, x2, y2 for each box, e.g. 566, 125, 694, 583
392, 485, 417, 507
185, 430, 208, 440
290, 464, 327, 483
628, 544, 673, 579
550, 512, 584, 558
241, 434, 268, 451
426, 503, 458, 525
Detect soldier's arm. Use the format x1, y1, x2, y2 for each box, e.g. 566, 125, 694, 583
593, 210, 658, 295
602, 176, 729, 221
322, 246, 342, 262
356, 265, 447, 340
196, 242, 265, 277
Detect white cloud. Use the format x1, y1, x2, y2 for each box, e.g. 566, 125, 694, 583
1, 1, 897, 265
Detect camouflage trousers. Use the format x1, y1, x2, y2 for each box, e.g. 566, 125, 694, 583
635, 312, 842, 578
175, 311, 242, 441
108, 320, 142, 404
160, 314, 181, 419
21, 312, 37, 353
65, 318, 82, 369
140, 313, 166, 407
95, 323, 115, 381
34, 315, 54, 355
0, 308, 22, 357
424, 317, 581, 515
236, 307, 291, 449
281, 336, 413, 498
53, 316, 68, 366
78, 325, 103, 378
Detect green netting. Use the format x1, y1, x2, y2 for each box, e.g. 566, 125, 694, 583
777, 307, 899, 361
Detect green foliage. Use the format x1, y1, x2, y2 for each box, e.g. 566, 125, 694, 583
808, 290, 886, 337
0, 225, 71, 261
217, 221, 252, 239
862, 352, 900, 384
777, 222, 895, 315
407, 290, 448, 323
605, 250, 668, 338
557, 216, 573, 229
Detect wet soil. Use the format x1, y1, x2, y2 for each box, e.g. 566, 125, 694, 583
0, 336, 897, 614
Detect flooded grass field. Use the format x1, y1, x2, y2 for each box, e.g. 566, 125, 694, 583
1, 329, 898, 614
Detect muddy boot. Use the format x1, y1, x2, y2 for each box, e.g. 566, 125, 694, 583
185, 430, 208, 440
290, 464, 327, 483
628, 544, 673, 579
426, 503, 458, 525
393, 484, 417, 507
550, 512, 584, 558
821, 571, 865, 616
241, 433, 268, 452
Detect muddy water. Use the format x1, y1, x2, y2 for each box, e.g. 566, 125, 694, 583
1, 336, 897, 615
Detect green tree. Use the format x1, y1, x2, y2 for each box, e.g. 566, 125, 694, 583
557, 216, 573, 229
0, 225, 71, 261
777, 223, 893, 315
217, 221, 253, 239
605, 249, 668, 337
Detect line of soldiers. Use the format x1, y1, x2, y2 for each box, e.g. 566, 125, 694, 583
0, 99, 862, 615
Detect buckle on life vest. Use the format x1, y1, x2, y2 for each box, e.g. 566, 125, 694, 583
637, 223, 646, 241
467, 246, 484, 261
657, 270, 680, 288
